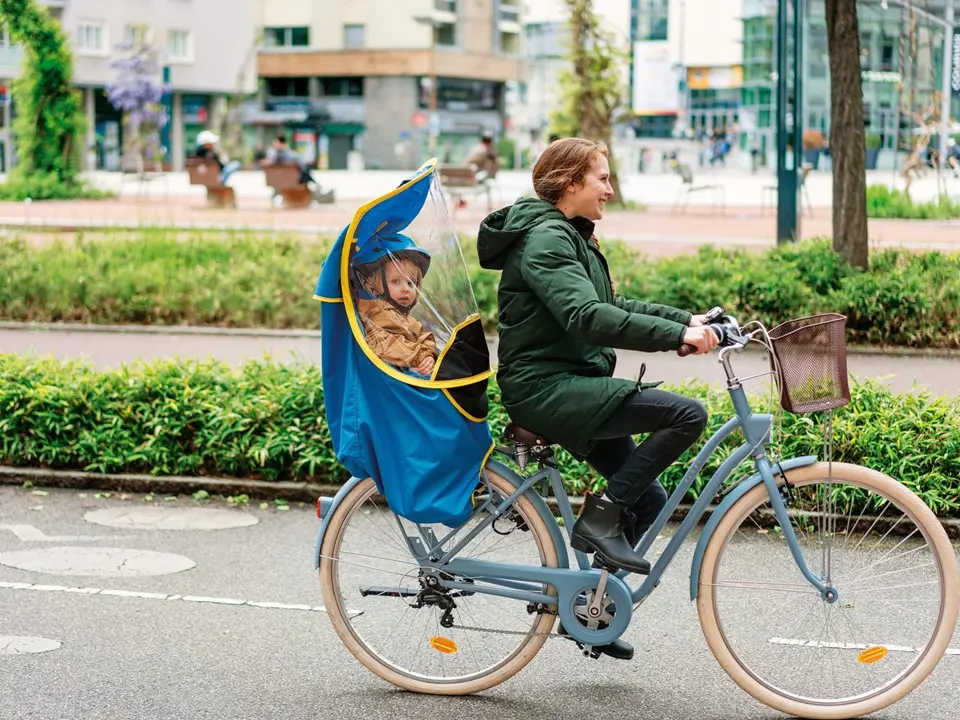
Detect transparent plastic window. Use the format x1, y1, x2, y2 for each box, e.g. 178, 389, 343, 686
348, 173, 483, 381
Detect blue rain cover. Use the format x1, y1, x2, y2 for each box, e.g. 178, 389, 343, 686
316, 161, 493, 527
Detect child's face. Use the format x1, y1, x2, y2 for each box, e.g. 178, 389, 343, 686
383, 259, 421, 308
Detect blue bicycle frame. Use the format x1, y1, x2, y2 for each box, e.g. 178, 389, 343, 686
315, 345, 830, 648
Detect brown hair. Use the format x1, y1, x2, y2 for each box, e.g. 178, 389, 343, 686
532, 137, 608, 204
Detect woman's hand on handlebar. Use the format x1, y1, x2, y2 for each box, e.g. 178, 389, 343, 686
680, 325, 720, 356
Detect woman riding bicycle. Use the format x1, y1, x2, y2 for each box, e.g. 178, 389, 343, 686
477, 137, 718, 654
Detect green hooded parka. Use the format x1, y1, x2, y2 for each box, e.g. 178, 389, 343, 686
477, 198, 692, 458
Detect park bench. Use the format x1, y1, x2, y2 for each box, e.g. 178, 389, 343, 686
262, 163, 335, 209
439, 164, 493, 210
186, 157, 236, 209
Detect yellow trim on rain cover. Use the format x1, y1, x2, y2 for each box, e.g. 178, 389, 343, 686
339, 158, 493, 390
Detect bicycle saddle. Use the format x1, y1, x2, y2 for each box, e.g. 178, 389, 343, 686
502, 423, 555, 448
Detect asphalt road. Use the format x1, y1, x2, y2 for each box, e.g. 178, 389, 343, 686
1, 486, 958, 720
2, 326, 959, 397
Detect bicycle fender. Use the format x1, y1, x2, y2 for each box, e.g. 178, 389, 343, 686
485, 459, 571, 570
313, 477, 365, 570
688, 455, 817, 601
312, 467, 571, 571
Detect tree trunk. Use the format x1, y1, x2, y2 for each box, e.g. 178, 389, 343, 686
825, 0, 868, 270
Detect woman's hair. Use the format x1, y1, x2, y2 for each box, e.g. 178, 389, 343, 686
532, 137, 608, 204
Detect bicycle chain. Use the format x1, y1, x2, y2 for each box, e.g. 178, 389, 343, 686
449, 623, 561, 638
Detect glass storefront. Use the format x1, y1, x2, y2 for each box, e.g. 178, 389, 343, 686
740, 0, 960, 167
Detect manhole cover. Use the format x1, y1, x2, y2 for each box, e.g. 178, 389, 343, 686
0, 547, 196, 577
84, 507, 258, 531
0, 636, 61, 655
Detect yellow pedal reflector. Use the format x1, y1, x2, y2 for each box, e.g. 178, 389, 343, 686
858, 646, 888, 664
430, 636, 458, 654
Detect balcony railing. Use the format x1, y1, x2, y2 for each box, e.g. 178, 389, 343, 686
499, 5, 519, 24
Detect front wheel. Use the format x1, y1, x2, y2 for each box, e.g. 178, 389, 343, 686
697, 462, 959, 719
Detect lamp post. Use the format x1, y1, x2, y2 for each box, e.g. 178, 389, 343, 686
775, 0, 803, 243
413, 15, 440, 152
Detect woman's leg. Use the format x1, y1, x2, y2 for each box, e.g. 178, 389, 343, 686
589, 388, 707, 507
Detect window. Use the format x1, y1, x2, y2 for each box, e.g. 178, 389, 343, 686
124, 24, 146, 47
265, 76, 310, 97
636, 0, 668, 42
168, 29, 192, 62
434, 23, 456, 46
320, 77, 364, 97
343, 24, 365, 49
264, 26, 310, 48
76, 22, 105, 54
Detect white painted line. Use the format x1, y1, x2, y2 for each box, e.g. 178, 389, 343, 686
181, 595, 247, 606
769, 637, 959, 655
0, 580, 355, 615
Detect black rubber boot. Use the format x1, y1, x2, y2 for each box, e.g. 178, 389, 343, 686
570, 494, 651, 575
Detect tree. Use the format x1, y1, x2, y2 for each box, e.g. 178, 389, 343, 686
215, 27, 264, 164
551, 0, 629, 205
825, 0, 868, 270
106, 35, 169, 170
0, 0, 85, 187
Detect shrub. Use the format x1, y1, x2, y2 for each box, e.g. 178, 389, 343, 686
1, 354, 958, 516
4, 232, 960, 349
866, 184, 960, 220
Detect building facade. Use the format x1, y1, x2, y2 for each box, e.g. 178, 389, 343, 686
740, 0, 960, 169
0, 0, 259, 172
256, 0, 523, 170
630, 0, 744, 137
518, 0, 631, 151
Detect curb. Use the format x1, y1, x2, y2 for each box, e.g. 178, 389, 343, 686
2, 320, 960, 359
0, 466, 340, 503
3, 466, 957, 539
0, 321, 323, 340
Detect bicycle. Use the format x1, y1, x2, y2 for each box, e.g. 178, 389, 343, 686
314, 311, 959, 720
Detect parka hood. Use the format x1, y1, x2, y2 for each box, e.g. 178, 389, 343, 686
476, 197, 595, 270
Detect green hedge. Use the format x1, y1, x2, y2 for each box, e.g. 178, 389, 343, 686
3, 232, 960, 348
866, 184, 960, 220
1, 354, 958, 515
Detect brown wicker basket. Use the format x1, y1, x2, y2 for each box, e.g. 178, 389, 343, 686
768, 314, 851, 414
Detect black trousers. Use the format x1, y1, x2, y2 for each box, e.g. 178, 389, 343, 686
584, 389, 707, 541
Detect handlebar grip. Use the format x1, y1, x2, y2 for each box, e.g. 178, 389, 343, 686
677, 324, 724, 357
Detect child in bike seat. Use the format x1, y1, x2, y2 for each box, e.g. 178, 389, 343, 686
351, 234, 438, 378
477, 137, 719, 660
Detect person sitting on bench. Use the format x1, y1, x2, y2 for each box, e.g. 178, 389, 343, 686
193, 130, 241, 186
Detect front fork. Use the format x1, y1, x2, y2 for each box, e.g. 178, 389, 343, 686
757, 455, 839, 604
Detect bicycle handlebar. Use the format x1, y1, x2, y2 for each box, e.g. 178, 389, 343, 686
677, 309, 748, 357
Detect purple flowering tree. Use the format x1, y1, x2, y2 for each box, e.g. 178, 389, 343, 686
106, 38, 169, 167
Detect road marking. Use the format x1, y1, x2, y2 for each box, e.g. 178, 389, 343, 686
0, 546, 196, 577
769, 637, 959, 655
0, 524, 117, 542
0, 635, 61, 655
0, 580, 354, 616
83, 507, 259, 531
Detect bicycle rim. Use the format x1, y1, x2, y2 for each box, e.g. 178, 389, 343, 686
319, 471, 559, 695
697, 462, 959, 719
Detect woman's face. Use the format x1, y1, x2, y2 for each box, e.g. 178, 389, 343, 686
563, 154, 615, 220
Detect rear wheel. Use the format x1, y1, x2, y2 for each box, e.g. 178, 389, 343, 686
319, 469, 560, 695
